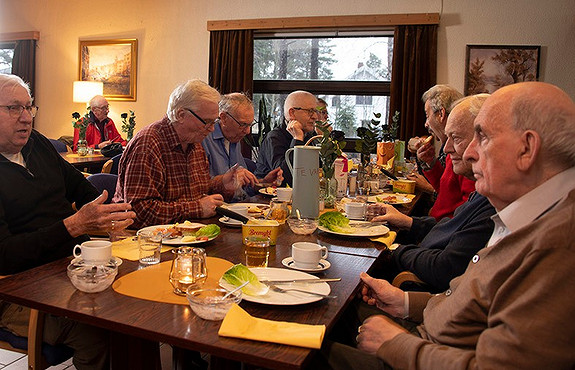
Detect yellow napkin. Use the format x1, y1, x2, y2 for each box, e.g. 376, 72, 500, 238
111, 237, 173, 261
219, 304, 326, 349
369, 231, 397, 249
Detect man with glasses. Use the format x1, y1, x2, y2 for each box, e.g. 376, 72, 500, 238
72, 95, 126, 151
202, 93, 283, 192
115, 80, 255, 228
255, 90, 320, 186
0, 73, 137, 369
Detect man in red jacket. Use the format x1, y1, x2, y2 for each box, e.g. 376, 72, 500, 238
73, 95, 127, 150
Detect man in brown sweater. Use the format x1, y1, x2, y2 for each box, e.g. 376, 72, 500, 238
325, 82, 575, 369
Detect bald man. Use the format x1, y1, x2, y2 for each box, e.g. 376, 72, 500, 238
255, 90, 320, 186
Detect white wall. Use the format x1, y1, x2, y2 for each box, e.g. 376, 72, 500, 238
1, 0, 573, 139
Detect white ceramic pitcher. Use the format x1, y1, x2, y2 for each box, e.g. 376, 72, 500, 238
285, 145, 320, 218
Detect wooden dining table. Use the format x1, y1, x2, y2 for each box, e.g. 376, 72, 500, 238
0, 197, 404, 369
60, 152, 110, 173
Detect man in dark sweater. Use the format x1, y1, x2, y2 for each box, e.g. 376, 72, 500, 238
370, 94, 494, 292
0, 74, 135, 369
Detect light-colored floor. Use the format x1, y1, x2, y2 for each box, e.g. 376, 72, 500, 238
0, 343, 173, 370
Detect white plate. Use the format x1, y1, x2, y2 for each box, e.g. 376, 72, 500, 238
71, 256, 123, 266
219, 216, 243, 227
282, 257, 330, 272
367, 193, 413, 205
218, 203, 270, 227
219, 267, 330, 305
258, 188, 277, 196
318, 221, 390, 237
137, 223, 218, 245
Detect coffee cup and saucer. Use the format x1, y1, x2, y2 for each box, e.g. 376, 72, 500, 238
72, 240, 122, 266
282, 242, 330, 272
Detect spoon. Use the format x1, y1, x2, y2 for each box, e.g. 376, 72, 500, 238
223, 281, 249, 299
296, 209, 302, 220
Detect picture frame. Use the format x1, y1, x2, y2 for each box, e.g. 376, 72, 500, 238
464, 44, 541, 95
79, 39, 138, 101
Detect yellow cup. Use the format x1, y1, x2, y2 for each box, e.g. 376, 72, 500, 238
241, 220, 279, 245
392, 179, 416, 194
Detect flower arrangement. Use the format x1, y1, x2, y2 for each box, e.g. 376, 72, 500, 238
355, 112, 382, 168
72, 109, 91, 141
121, 110, 136, 141
316, 121, 345, 179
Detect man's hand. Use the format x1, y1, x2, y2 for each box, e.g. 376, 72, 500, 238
199, 194, 224, 218
406, 173, 435, 194
369, 204, 413, 230
416, 140, 436, 167
222, 164, 258, 192
286, 120, 305, 141
64, 191, 136, 237
98, 140, 112, 149
262, 168, 283, 186
360, 272, 406, 318
356, 315, 408, 355
314, 121, 332, 136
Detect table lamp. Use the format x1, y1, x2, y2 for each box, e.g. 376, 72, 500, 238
73, 81, 103, 103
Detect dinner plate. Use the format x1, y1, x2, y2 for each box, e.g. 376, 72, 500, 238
219, 267, 330, 305
137, 223, 218, 245
318, 221, 390, 237
258, 187, 277, 197
219, 217, 243, 227
218, 203, 270, 227
282, 257, 330, 272
367, 193, 413, 205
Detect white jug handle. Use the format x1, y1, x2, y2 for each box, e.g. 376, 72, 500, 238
285, 148, 295, 174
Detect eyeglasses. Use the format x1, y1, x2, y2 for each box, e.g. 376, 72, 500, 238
225, 111, 256, 129
293, 107, 321, 117
185, 108, 217, 127
0, 105, 38, 118
93, 105, 109, 111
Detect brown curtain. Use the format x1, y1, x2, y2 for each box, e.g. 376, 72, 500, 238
209, 30, 254, 95
209, 29, 254, 158
12, 39, 36, 97
389, 25, 437, 141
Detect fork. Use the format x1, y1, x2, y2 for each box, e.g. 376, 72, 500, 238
268, 284, 337, 299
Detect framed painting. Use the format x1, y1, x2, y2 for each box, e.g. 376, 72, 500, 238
79, 39, 138, 101
464, 45, 540, 95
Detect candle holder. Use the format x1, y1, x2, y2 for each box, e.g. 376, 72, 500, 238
169, 247, 207, 296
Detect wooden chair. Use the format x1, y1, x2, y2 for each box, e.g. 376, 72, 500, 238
391, 271, 426, 288
0, 308, 73, 369
101, 153, 122, 175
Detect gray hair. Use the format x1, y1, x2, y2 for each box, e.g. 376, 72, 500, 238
167, 79, 220, 121
509, 84, 575, 168
88, 95, 107, 108
451, 93, 490, 119
0, 73, 31, 97
283, 90, 317, 117
219, 92, 253, 115
422, 84, 463, 114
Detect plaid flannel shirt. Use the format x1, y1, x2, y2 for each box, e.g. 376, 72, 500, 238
114, 117, 231, 228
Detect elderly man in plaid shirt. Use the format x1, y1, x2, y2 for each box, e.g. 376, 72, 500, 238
114, 79, 256, 228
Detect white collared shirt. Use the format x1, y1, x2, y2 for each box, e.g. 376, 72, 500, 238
1, 151, 25, 167
487, 166, 575, 247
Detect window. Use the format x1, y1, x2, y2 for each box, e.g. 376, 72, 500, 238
0, 42, 15, 74
253, 32, 393, 138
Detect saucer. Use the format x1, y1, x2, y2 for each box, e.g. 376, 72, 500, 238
71, 256, 123, 266
281, 257, 330, 272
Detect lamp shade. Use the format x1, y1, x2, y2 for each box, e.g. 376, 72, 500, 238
73, 81, 104, 103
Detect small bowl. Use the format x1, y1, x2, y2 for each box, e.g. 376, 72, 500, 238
186, 288, 242, 321
67, 262, 118, 293
287, 218, 318, 235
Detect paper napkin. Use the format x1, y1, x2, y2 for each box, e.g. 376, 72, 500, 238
218, 304, 326, 349
369, 231, 397, 249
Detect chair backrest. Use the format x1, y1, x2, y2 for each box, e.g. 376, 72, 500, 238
101, 153, 122, 175
48, 139, 68, 153
0, 309, 73, 369
244, 157, 256, 173
87, 173, 118, 203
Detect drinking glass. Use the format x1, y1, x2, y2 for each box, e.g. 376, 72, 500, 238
243, 236, 270, 267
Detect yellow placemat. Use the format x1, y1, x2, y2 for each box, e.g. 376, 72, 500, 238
111, 237, 173, 261
112, 257, 234, 305
369, 231, 397, 250
219, 304, 325, 349
66, 153, 105, 158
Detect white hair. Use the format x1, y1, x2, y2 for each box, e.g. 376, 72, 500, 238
167, 79, 220, 121
0, 73, 31, 97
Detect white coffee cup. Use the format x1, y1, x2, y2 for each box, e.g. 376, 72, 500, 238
228, 204, 248, 217
345, 202, 367, 220
73, 240, 112, 264
292, 242, 328, 269
276, 188, 293, 202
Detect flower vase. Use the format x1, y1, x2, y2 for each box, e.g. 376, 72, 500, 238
127, 131, 133, 142
320, 176, 338, 209
77, 139, 88, 156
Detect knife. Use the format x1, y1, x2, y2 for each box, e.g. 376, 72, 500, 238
380, 167, 398, 180
260, 278, 341, 284
215, 206, 250, 224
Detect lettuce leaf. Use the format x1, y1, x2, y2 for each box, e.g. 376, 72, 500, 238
222, 264, 269, 296
195, 224, 220, 239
